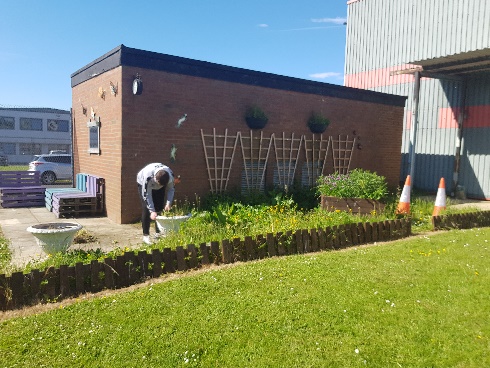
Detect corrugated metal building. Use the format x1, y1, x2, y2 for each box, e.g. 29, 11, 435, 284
345, 0, 490, 199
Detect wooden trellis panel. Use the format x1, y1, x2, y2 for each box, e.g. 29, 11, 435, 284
331, 135, 356, 174
240, 131, 273, 192
273, 132, 303, 189
303, 134, 331, 187
201, 128, 240, 194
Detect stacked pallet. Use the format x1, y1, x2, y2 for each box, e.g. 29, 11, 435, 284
45, 173, 88, 211
46, 173, 105, 218
0, 171, 45, 208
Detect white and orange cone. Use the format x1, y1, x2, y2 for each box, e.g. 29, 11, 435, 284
396, 175, 411, 215
432, 178, 447, 216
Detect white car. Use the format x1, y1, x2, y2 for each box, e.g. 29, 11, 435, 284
28, 153, 73, 185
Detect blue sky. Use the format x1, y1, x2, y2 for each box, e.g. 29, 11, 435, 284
1, 1, 348, 110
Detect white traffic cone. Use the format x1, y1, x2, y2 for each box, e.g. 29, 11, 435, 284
432, 178, 447, 216
396, 175, 411, 215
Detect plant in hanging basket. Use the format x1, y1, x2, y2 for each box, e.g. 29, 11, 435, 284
245, 105, 269, 129
307, 112, 330, 133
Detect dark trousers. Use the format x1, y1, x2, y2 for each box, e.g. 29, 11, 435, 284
137, 184, 165, 236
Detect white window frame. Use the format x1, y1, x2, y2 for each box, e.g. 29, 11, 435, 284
87, 120, 100, 154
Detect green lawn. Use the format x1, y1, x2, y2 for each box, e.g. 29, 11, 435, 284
1, 227, 489, 367
0, 165, 28, 171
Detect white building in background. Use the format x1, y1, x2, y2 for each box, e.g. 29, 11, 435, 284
0, 107, 71, 164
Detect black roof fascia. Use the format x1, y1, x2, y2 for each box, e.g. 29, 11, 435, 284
71, 45, 407, 107
0, 107, 70, 114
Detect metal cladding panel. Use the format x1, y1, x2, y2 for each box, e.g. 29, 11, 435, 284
366, 77, 463, 191
346, 0, 490, 73
345, 0, 489, 198
466, 73, 490, 106
460, 128, 490, 199
459, 74, 490, 199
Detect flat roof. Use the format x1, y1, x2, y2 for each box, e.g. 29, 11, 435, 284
71, 44, 407, 107
0, 107, 70, 114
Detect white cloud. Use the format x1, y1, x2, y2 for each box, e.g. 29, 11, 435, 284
311, 17, 347, 25
309, 72, 342, 79
257, 24, 269, 28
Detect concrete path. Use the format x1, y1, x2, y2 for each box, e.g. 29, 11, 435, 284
0, 206, 144, 267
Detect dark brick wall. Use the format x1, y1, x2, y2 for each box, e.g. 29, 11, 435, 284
72, 65, 405, 224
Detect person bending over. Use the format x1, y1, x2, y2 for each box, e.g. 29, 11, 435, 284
136, 163, 175, 244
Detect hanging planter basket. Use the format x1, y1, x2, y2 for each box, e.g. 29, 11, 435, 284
308, 122, 328, 133
307, 113, 330, 134
245, 106, 269, 130
245, 116, 268, 130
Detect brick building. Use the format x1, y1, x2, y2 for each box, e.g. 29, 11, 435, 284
71, 45, 406, 224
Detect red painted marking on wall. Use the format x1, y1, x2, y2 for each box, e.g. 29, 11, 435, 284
345, 64, 419, 89
438, 105, 490, 129
438, 107, 460, 129
465, 105, 490, 128
405, 111, 412, 130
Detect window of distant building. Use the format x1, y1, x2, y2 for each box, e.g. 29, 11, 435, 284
0, 143, 15, 154
47, 119, 70, 132
47, 144, 71, 153
20, 117, 43, 131
0, 116, 15, 130
19, 143, 42, 156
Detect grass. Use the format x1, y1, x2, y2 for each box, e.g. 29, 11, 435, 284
0, 229, 12, 273
0, 165, 28, 171
1, 227, 489, 367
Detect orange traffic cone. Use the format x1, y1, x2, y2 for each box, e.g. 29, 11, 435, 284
396, 175, 411, 215
432, 178, 447, 216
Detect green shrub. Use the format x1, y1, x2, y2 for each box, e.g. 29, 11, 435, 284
316, 169, 388, 200
245, 105, 268, 121
307, 112, 330, 128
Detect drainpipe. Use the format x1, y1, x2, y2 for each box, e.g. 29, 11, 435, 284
408, 71, 421, 189
451, 79, 467, 196
70, 108, 75, 184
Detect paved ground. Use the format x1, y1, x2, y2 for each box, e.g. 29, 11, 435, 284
1, 198, 489, 268
0, 206, 144, 267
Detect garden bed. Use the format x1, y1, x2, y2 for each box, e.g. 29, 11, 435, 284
320, 195, 385, 215
0, 218, 411, 311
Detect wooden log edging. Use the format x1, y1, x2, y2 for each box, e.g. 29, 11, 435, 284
432, 210, 490, 230
0, 218, 413, 311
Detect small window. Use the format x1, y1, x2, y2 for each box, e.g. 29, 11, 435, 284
0, 116, 15, 130
87, 120, 100, 154
0, 143, 15, 154
241, 161, 265, 194
301, 161, 323, 188
47, 119, 70, 132
47, 144, 71, 154
20, 143, 42, 155
20, 118, 43, 131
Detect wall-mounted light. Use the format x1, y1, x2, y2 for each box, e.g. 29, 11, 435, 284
132, 74, 143, 95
